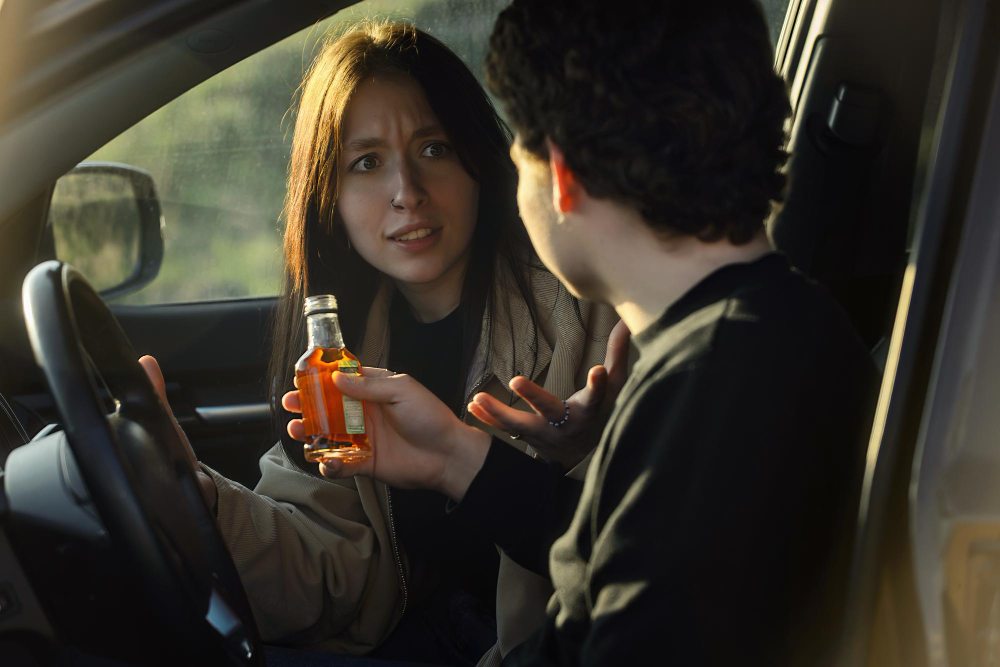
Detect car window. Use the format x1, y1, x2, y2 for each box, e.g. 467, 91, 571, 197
59, 0, 793, 306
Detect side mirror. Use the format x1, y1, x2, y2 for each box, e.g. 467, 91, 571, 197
47, 161, 164, 300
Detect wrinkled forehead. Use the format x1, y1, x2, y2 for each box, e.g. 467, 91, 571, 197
342, 73, 442, 143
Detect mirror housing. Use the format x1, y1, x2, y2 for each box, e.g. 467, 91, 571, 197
48, 161, 164, 300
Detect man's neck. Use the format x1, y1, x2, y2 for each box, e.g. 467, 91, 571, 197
594, 215, 773, 335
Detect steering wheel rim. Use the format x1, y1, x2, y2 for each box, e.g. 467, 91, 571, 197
21, 261, 263, 665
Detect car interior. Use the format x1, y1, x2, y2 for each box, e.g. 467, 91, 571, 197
1, 0, 999, 665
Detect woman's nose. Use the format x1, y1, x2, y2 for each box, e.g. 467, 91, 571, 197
390, 160, 428, 211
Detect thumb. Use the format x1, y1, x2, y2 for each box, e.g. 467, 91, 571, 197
138, 355, 169, 406
582, 365, 608, 411
332, 370, 408, 403
139, 354, 196, 468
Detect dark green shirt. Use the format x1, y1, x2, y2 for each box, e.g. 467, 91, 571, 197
451, 253, 878, 665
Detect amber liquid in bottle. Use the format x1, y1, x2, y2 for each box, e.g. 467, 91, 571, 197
296, 296, 371, 463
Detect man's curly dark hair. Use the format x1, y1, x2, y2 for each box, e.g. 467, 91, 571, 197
486, 0, 790, 244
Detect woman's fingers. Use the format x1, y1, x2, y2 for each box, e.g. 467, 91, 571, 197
138, 355, 169, 409
138, 355, 198, 469
508, 376, 569, 422
604, 319, 631, 391
580, 365, 608, 412
470, 392, 542, 436
466, 401, 506, 431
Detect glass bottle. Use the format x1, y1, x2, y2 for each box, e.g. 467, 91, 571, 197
295, 294, 371, 462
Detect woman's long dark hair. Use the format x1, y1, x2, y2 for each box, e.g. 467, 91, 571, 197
268, 20, 544, 464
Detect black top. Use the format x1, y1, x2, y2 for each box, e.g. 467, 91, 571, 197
386, 293, 500, 608
449, 254, 878, 666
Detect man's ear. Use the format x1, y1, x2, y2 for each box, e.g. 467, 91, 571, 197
546, 138, 580, 214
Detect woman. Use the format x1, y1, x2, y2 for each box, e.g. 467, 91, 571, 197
143, 19, 626, 666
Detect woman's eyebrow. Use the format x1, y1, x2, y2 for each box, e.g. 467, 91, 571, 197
343, 126, 445, 152
344, 136, 385, 152
411, 124, 445, 140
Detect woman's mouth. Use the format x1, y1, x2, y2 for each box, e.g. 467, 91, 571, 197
389, 227, 441, 252
392, 228, 434, 241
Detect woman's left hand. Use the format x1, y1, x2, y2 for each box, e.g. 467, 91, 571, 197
467, 319, 630, 468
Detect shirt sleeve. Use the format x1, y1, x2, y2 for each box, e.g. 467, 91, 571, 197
446, 437, 584, 576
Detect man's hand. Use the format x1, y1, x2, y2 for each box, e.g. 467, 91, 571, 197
138, 355, 219, 511
467, 319, 630, 467
283, 369, 491, 502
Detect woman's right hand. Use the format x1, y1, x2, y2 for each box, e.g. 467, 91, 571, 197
283, 369, 491, 502
138, 355, 218, 511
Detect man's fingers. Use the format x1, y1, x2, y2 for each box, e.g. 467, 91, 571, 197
287, 418, 307, 442
319, 456, 371, 479
288, 368, 393, 406
508, 376, 568, 422
469, 394, 539, 436
282, 390, 302, 413
358, 366, 396, 378
332, 370, 414, 403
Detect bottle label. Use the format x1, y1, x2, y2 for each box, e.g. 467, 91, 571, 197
337, 359, 366, 434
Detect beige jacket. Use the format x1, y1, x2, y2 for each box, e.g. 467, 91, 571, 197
202, 269, 619, 663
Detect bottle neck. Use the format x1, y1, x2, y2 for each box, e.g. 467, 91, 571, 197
307, 312, 346, 349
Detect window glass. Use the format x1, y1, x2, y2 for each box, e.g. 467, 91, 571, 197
761, 0, 793, 45
77, 0, 792, 305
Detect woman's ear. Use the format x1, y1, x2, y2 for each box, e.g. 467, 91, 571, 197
546, 138, 580, 214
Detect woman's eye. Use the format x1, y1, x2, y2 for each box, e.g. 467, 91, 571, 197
422, 142, 449, 158
352, 155, 380, 172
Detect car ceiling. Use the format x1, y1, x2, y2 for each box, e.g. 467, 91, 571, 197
0, 0, 359, 223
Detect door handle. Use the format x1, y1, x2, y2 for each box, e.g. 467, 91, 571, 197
194, 404, 270, 425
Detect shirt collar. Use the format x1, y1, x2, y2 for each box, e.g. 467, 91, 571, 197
633, 252, 789, 352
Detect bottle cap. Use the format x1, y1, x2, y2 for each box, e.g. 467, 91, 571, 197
304, 294, 338, 316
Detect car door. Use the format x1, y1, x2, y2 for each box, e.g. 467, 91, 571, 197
773, 0, 1000, 665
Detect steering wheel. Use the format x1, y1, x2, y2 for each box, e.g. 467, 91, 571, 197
20, 261, 263, 665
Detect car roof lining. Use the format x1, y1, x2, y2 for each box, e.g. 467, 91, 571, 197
0, 0, 361, 222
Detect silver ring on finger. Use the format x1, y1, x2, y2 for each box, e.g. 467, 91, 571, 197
548, 399, 570, 427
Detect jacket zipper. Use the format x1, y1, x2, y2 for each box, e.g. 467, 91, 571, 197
385, 485, 408, 618
377, 315, 409, 620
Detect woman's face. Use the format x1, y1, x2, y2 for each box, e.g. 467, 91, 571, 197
336, 73, 480, 293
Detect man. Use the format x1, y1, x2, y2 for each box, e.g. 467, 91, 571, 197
289, 1, 878, 663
